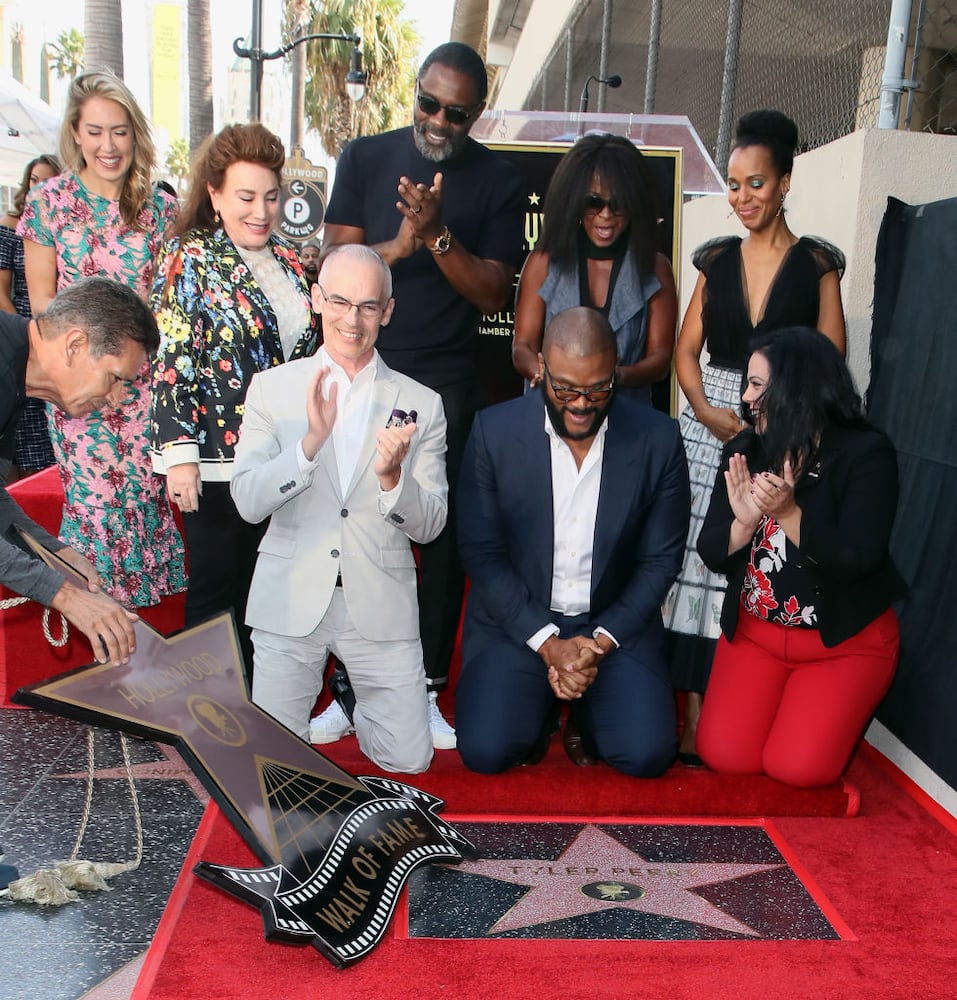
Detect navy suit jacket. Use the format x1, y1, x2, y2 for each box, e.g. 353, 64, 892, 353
457, 391, 691, 675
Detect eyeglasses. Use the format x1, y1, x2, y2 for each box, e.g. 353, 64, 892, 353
543, 363, 616, 403
582, 193, 623, 215
315, 284, 384, 319
415, 88, 478, 127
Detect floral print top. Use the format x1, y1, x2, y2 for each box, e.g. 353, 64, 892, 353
149, 228, 318, 481
18, 172, 177, 297
16, 173, 186, 608
742, 515, 818, 628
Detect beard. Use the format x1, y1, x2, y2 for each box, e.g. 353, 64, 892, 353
544, 390, 613, 442
412, 121, 468, 163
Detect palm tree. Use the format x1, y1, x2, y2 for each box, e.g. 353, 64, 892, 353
84, 0, 124, 76
301, 0, 420, 157
188, 0, 214, 155
165, 138, 192, 197
48, 28, 85, 80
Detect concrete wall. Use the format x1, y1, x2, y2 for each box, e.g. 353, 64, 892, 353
680, 129, 957, 394
680, 128, 957, 815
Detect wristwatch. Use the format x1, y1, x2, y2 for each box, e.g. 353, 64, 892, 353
428, 226, 452, 255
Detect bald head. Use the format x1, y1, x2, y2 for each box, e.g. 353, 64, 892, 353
542, 307, 617, 365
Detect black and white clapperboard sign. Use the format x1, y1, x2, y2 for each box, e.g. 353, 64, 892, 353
13, 530, 473, 968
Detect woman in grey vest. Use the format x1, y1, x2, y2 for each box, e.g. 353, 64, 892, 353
512, 133, 677, 405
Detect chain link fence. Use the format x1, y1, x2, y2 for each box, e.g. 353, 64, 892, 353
524, 0, 957, 173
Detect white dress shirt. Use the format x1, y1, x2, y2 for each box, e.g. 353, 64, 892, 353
526, 410, 618, 652
296, 347, 399, 509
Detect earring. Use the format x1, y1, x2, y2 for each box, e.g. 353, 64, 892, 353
214, 209, 220, 224
776, 193, 785, 218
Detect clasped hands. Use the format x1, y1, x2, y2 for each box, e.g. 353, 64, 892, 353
392, 172, 445, 258
726, 452, 798, 529
539, 633, 611, 701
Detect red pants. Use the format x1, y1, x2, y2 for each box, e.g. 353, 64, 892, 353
697, 606, 899, 787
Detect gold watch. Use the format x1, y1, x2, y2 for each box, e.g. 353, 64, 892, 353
428, 226, 452, 255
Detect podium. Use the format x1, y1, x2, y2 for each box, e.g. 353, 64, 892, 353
470, 111, 722, 410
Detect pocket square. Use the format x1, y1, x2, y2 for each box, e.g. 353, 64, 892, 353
386, 408, 417, 428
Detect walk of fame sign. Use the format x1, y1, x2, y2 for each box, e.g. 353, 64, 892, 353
12, 532, 472, 968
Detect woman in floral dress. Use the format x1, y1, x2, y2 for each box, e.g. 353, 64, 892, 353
18, 72, 186, 607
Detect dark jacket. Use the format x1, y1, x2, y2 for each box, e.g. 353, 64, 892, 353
697, 423, 907, 647
0, 312, 68, 606
458, 390, 691, 672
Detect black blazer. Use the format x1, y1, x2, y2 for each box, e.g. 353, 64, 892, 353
457, 390, 691, 673
697, 423, 907, 647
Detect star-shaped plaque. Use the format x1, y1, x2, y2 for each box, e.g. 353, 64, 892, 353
408, 821, 843, 941
13, 531, 471, 967
453, 824, 779, 936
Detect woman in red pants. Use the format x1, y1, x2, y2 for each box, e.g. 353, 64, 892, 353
696, 327, 906, 787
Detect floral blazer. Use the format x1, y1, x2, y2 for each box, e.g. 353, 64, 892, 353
149, 228, 318, 481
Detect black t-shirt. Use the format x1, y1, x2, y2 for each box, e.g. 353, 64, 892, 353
324, 127, 524, 389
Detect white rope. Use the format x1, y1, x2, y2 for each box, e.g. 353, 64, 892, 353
6, 727, 144, 905
0, 594, 69, 647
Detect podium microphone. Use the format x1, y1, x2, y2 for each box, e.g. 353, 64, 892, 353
579, 74, 622, 114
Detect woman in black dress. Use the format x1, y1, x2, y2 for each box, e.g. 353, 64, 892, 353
663, 110, 846, 764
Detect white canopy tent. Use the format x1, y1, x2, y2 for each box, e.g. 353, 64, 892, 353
0, 75, 61, 189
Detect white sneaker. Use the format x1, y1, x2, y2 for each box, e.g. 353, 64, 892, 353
428, 692, 457, 749
309, 700, 354, 744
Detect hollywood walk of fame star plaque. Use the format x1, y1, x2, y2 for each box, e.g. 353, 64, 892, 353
12, 531, 472, 967
406, 821, 847, 941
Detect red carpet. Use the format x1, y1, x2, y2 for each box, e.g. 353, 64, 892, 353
0, 468, 186, 706
306, 722, 857, 818
130, 743, 957, 1000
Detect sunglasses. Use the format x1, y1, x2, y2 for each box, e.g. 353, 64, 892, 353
415, 90, 477, 126
582, 193, 623, 215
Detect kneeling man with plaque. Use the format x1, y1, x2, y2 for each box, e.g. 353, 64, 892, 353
231, 245, 448, 773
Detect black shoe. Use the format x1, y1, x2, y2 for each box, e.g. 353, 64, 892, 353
677, 750, 704, 768
328, 667, 356, 725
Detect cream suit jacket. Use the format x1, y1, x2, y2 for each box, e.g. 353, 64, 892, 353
231, 353, 448, 640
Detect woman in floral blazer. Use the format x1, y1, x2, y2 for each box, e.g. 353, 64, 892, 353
150, 124, 318, 674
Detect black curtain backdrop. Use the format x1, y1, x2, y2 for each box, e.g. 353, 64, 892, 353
868, 196, 957, 789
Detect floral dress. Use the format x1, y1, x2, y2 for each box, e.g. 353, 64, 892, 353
17, 172, 187, 607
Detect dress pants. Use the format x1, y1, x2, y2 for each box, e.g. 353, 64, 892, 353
251, 588, 433, 774
181, 481, 266, 681
455, 615, 677, 777
697, 606, 899, 787
415, 378, 476, 691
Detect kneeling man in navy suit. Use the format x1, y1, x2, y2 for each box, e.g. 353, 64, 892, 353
232, 245, 448, 773
455, 307, 689, 775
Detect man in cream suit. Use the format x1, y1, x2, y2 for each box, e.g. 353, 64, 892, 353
231, 245, 448, 773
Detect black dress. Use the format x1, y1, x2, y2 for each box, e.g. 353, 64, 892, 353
662, 235, 846, 693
